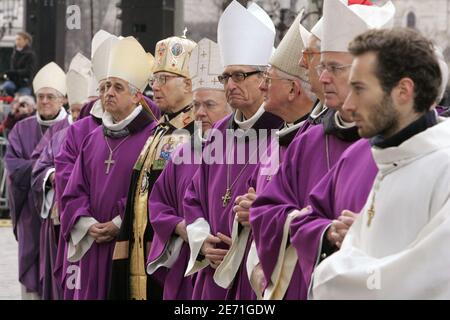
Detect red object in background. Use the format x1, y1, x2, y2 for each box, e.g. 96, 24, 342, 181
0, 96, 14, 103
348, 0, 373, 5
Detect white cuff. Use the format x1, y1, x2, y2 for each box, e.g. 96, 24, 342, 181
147, 235, 184, 275
185, 218, 211, 276
246, 240, 262, 299
263, 208, 306, 300
112, 215, 122, 229
213, 216, 251, 289
41, 168, 56, 219
68, 216, 98, 263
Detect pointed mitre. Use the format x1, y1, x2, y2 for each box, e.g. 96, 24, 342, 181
270, 10, 307, 80
87, 73, 98, 98
92, 35, 119, 83
153, 35, 197, 78
299, 17, 312, 48
106, 36, 153, 92
91, 29, 114, 59
66, 70, 89, 106
33, 62, 66, 96
218, 1, 275, 67
322, 0, 395, 52
189, 38, 224, 92
69, 53, 91, 77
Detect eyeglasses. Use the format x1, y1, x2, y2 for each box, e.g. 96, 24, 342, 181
18, 102, 27, 108
218, 71, 262, 84
149, 74, 181, 86
261, 72, 293, 86
315, 64, 352, 77
301, 50, 320, 66
37, 94, 59, 102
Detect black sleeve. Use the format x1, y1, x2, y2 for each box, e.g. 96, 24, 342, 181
318, 225, 338, 264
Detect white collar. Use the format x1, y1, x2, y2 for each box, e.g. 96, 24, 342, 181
234, 104, 266, 130
309, 101, 328, 121
68, 114, 74, 125
90, 99, 104, 119
276, 120, 306, 138
102, 105, 143, 131
335, 111, 355, 129
372, 118, 450, 172
36, 107, 68, 127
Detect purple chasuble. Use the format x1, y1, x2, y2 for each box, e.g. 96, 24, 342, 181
250, 122, 358, 300
53, 113, 101, 299
184, 112, 282, 300
4, 116, 63, 294
148, 142, 201, 300
60, 110, 156, 300
290, 139, 377, 289
32, 127, 69, 300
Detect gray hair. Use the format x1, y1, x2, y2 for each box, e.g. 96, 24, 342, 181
128, 83, 140, 96
276, 68, 317, 102
18, 95, 36, 108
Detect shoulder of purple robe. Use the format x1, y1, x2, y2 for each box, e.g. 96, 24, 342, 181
31, 134, 56, 214
249, 124, 351, 283
148, 152, 185, 264
182, 115, 232, 226
78, 99, 97, 120
54, 117, 99, 213
4, 117, 40, 187
289, 139, 376, 286
59, 134, 93, 241
30, 118, 68, 163
183, 166, 209, 226
31, 126, 69, 215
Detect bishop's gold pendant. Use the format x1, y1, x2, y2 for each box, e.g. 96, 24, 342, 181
222, 188, 232, 207
367, 204, 375, 227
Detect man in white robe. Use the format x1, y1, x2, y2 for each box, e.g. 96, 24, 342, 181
311, 27, 450, 300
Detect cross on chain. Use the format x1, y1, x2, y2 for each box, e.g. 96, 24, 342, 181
104, 152, 115, 174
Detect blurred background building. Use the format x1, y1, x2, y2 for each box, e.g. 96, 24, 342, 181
0, 0, 449, 76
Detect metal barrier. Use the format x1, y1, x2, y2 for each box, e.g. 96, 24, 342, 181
0, 101, 9, 215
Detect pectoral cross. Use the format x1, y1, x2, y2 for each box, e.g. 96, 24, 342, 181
104, 152, 115, 174
222, 188, 232, 207
367, 204, 375, 227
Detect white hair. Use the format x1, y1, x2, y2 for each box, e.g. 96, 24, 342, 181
18, 95, 36, 108
276, 68, 317, 102
434, 46, 449, 103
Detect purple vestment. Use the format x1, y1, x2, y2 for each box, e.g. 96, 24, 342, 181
53, 113, 100, 299
289, 139, 377, 288
147, 142, 200, 299
31, 120, 70, 300
60, 111, 156, 300
250, 122, 358, 299
184, 112, 282, 300
4, 116, 64, 294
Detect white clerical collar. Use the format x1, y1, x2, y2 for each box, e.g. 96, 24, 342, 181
276, 120, 306, 138
102, 105, 142, 132
334, 111, 355, 129
36, 107, 68, 127
309, 101, 328, 121
90, 99, 103, 119
68, 114, 74, 125
234, 104, 265, 130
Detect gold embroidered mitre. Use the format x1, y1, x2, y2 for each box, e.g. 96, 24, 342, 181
153, 35, 197, 78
